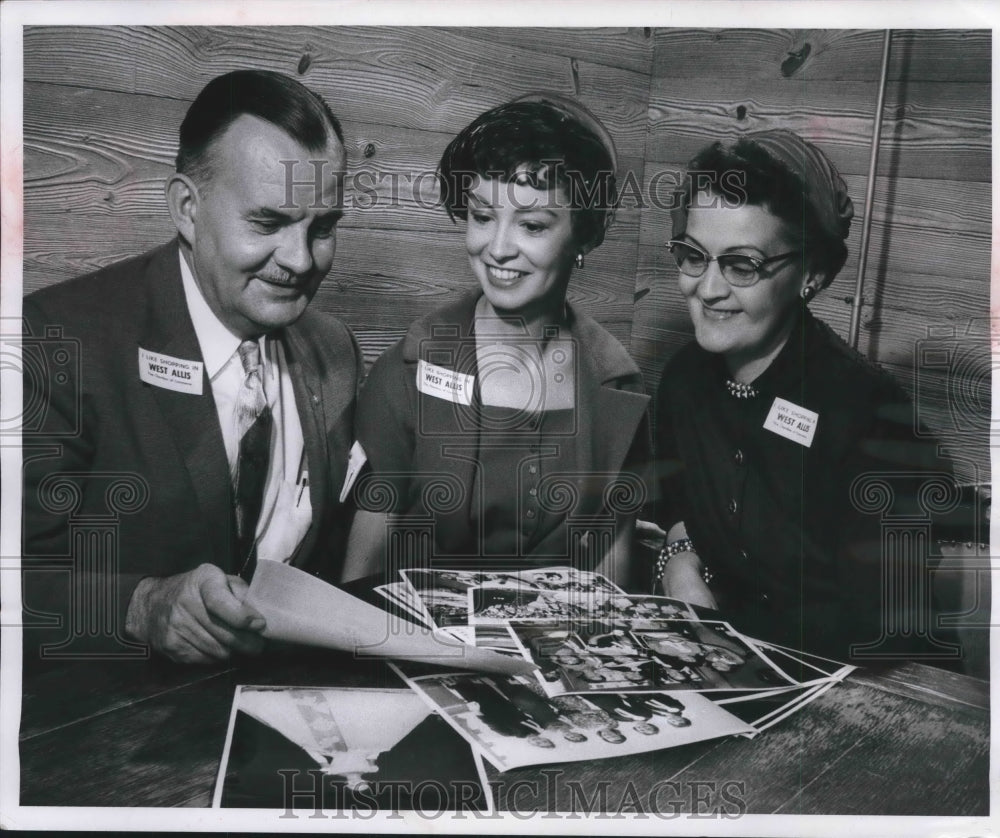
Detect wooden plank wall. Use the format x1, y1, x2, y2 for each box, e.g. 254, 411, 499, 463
22, 27, 990, 484
21, 25, 653, 361
634, 29, 991, 486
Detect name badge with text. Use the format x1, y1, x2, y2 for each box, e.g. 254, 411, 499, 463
763, 397, 818, 448
416, 359, 474, 406
138, 347, 204, 395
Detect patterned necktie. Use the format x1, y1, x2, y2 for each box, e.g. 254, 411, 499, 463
233, 339, 272, 580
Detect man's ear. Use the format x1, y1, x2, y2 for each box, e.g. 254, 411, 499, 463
166, 173, 199, 244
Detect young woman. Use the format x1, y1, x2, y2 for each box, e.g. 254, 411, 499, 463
342, 94, 649, 586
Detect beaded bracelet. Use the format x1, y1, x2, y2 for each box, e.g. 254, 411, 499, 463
652, 538, 713, 593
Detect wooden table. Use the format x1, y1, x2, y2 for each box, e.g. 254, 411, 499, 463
17, 649, 989, 815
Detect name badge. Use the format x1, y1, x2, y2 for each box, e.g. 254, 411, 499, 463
763, 397, 818, 448
138, 347, 203, 395
416, 359, 474, 406
339, 440, 368, 503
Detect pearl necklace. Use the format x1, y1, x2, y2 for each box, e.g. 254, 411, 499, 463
724, 378, 759, 399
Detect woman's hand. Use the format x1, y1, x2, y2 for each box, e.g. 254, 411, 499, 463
659, 550, 718, 610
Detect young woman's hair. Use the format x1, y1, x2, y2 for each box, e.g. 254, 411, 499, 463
438, 99, 617, 248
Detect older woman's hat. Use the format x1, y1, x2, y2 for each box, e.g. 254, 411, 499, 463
744, 129, 854, 242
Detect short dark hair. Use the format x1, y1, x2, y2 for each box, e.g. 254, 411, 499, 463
437, 101, 616, 249
176, 70, 345, 184
672, 138, 848, 285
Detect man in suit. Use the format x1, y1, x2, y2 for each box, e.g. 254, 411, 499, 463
22, 70, 361, 665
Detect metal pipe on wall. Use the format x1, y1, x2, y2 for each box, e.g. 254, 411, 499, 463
848, 29, 893, 350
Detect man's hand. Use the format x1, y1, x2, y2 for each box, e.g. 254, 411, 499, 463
660, 551, 718, 611
125, 563, 267, 663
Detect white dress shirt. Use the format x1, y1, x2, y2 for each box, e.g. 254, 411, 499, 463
179, 251, 311, 563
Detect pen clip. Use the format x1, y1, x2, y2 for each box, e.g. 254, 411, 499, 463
296, 464, 309, 507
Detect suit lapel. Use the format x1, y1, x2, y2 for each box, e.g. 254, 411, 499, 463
403, 295, 481, 553
571, 309, 651, 479
139, 244, 234, 569
281, 326, 328, 567
583, 378, 650, 476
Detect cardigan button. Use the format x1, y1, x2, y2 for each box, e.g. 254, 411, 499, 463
739, 549, 750, 561
728, 498, 738, 515
734, 449, 744, 465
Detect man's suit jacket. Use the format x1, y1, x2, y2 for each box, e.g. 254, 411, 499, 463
22, 241, 362, 659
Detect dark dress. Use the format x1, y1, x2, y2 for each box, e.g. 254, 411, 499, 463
653, 308, 967, 662
354, 290, 650, 576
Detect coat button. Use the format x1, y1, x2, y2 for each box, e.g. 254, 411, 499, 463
739, 549, 750, 561
526, 509, 536, 519
728, 498, 738, 515
760, 592, 770, 604
734, 449, 744, 465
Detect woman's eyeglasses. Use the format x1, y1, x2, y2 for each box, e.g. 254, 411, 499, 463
666, 240, 800, 288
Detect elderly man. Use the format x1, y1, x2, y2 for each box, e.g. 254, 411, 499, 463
22, 70, 361, 665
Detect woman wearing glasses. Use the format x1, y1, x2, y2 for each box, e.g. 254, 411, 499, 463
653, 129, 963, 661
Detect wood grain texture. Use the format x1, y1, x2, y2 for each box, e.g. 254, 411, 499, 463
19, 659, 231, 740
456, 27, 654, 74
853, 659, 989, 711
636, 166, 990, 283
663, 677, 988, 815
653, 29, 991, 82
646, 79, 990, 183
19, 26, 991, 481
22, 81, 646, 246
23, 220, 639, 357
20, 669, 237, 807
23, 26, 652, 160
778, 689, 989, 814
644, 28, 990, 481
22, 654, 986, 812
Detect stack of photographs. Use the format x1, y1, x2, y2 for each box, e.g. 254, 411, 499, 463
215, 567, 856, 800
376, 565, 855, 748
377, 566, 640, 648
391, 666, 756, 771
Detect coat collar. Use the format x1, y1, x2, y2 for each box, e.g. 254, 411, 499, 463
280, 319, 330, 567
138, 240, 331, 570
139, 242, 235, 569
400, 288, 649, 492
400, 289, 643, 387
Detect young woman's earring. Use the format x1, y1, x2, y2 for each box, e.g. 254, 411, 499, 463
575, 253, 584, 270
801, 284, 816, 301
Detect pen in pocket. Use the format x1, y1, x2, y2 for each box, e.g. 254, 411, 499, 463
296, 470, 309, 506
